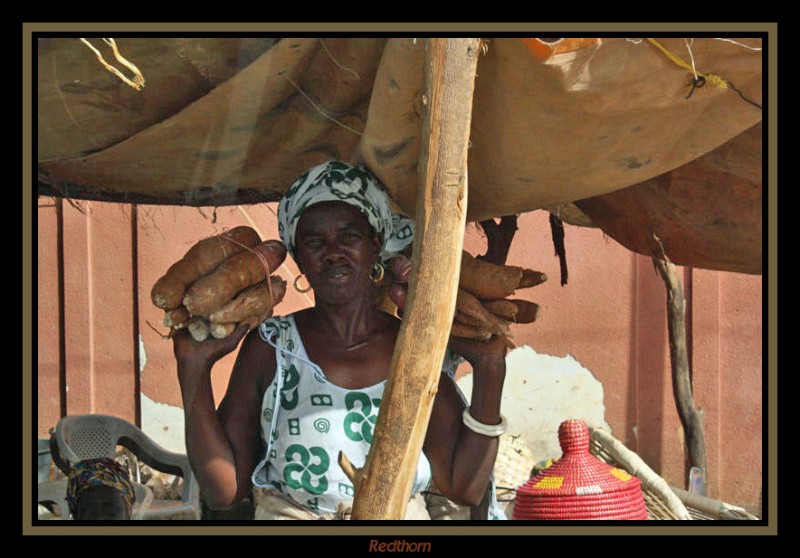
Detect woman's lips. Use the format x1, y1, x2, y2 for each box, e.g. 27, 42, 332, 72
324, 265, 352, 282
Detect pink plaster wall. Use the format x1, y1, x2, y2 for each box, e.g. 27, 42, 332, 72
36, 197, 764, 508
38, 199, 138, 424
37, 199, 62, 435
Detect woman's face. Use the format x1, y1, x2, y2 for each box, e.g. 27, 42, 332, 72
295, 201, 381, 304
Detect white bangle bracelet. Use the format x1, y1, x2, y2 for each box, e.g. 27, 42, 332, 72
462, 407, 508, 437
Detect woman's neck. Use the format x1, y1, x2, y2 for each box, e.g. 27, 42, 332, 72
307, 293, 388, 347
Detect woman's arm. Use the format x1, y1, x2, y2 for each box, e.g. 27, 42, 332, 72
386, 253, 509, 506
423, 335, 507, 507
173, 324, 275, 509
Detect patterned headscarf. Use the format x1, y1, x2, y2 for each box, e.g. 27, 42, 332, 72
66, 457, 135, 518
278, 161, 414, 265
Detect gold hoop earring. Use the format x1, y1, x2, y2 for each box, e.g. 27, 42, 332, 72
293, 274, 312, 293
370, 262, 385, 286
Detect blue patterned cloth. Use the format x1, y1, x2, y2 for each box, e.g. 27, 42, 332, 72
66, 457, 134, 517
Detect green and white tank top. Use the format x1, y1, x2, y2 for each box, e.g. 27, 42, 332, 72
251, 314, 432, 515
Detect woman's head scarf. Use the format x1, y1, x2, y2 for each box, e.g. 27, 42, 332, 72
278, 161, 414, 264
66, 457, 135, 517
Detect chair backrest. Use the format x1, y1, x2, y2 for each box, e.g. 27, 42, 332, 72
53, 414, 201, 520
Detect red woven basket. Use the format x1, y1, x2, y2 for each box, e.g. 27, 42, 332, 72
513, 419, 648, 520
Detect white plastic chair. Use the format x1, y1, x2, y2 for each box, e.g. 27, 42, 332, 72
51, 414, 201, 520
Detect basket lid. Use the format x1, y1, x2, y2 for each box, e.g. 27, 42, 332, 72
513, 419, 648, 520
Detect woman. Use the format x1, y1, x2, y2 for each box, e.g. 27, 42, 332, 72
173, 161, 510, 520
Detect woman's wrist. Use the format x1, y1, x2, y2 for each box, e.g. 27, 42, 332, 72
464, 399, 503, 424
462, 406, 508, 437
177, 360, 213, 384
469, 353, 506, 370
469, 357, 507, 387
452, 336, 508, 371
467, 362, 506, 425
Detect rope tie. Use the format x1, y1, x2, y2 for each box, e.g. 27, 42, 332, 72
80, 38, 145, 91
646, 38, 729, 90
220, 233, 275, 304
645, 38, 761, 110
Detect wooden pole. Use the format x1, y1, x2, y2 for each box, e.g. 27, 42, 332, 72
348, 38, 480, 520
653, 257, 709, 495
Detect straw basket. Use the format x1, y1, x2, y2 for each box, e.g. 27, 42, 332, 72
493, 434, 538, 516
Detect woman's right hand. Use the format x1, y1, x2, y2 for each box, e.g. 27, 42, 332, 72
172, 323, 251, 374
387, 255, 412, 312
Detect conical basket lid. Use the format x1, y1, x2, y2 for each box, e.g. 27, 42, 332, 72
513, 419, 648, 520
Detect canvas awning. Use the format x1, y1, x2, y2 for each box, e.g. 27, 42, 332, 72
37, 36, 763, 273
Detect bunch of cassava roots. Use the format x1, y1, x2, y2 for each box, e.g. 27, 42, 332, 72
452, 251, 545, 347
151, 226, 287, 341
387, 250, 545, 347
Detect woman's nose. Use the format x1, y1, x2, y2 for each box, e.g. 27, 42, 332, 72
322, 240, 346, 262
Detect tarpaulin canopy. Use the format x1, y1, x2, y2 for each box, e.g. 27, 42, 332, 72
37, 37, 763, 273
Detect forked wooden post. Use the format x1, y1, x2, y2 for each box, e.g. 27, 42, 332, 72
349, 38, 481, 519
653, 256, 709, 496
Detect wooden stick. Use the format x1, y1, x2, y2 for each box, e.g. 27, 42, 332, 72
653, 256, 709, 496
338, 451, 364, 490
349, 38, 480, 520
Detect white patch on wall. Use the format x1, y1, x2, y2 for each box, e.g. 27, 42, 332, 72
140, 394, 186, 454
138, 334, 147, 372
456, 345, 610, 463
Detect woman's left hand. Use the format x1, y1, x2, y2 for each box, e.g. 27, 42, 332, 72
447, 333, 508, 369
172, 323, 250, 376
